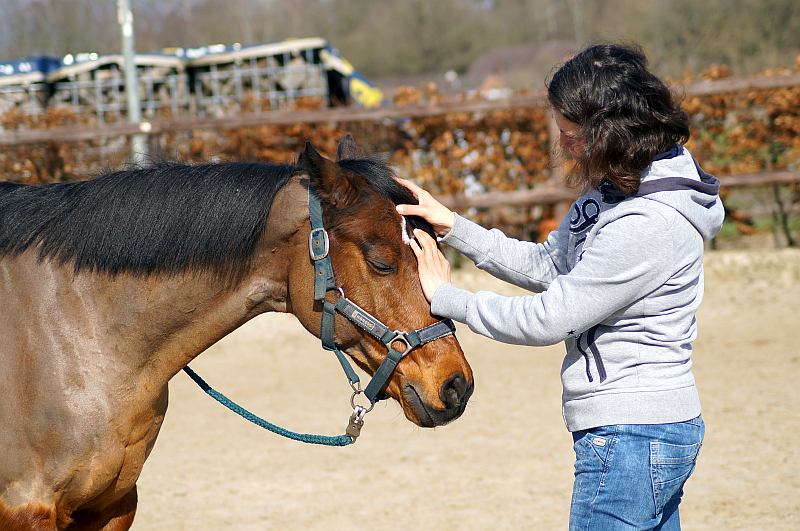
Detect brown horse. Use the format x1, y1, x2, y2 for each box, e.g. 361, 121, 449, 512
0, 135, 473, 530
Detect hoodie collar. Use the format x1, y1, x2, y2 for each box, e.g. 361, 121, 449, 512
598, 145, 720, 204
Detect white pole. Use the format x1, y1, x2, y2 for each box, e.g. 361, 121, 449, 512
117, 0, 148, 164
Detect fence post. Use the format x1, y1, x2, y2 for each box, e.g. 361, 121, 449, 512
773, 184, 797, 247
117, 0, 148, 164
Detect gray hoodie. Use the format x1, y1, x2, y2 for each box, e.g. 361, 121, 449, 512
431, 146, 724, 431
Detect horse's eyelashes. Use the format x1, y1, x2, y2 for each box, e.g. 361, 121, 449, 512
367, 259, 397, 275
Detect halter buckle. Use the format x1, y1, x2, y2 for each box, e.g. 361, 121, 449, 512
309, 227, 329, 260
388, 331, 413, 356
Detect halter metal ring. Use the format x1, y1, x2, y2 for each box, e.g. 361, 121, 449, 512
350, 389, 375, 412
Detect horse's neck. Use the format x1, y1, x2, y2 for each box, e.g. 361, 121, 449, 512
0, 259, 269, 400
95, 271, 272, 383
80, 178, 312, 391
1, 176, 311, 402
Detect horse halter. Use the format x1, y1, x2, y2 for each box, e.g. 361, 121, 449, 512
308, 186, 456, 441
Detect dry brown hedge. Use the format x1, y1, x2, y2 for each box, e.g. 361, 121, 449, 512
2, 64, 798, 240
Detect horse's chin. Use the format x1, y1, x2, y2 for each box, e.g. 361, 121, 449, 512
400, 383, 470, 428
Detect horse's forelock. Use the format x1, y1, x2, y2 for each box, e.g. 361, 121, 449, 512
336, 158, 435, 239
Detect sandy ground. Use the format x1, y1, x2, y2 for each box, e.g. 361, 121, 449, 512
135, 249, 800, 530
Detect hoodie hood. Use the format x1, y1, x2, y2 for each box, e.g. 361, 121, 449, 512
602, 146, 725, 241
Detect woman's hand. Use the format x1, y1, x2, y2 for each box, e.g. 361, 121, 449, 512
409, 229, 451, 303
394, 177, 455, 237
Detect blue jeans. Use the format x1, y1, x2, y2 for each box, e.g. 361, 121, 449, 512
569, 416, 704, 530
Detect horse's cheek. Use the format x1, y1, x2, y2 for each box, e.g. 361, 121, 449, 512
285, 254, 318, 336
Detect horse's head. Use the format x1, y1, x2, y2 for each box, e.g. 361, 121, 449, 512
288, 135, 473, 427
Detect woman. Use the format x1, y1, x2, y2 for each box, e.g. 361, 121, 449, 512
396, 43, 724, 530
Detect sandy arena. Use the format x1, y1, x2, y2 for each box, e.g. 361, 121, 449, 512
135, 249, 800, 530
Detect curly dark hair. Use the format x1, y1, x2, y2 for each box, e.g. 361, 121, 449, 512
547, 43, 690, 195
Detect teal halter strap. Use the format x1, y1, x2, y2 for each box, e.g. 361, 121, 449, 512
308, 190, 362, 388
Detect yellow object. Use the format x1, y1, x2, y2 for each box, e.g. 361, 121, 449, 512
349, 76, 383, 108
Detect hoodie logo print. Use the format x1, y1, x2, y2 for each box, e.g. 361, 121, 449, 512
570, 198, 600, 234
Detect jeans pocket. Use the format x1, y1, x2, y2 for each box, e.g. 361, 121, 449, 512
571, 428, 617, 514
649, 440, 702, 514
574, 427, 616, 465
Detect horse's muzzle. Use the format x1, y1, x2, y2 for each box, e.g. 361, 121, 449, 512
402, 373, 474, 427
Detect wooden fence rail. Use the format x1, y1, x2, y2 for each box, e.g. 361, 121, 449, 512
717, 171, 800, 188
0, 95, 548, 146
437, 171, 800, 210
440, 186, 576, 210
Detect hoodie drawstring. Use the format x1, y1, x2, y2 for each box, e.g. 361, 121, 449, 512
576, 324, 608, 383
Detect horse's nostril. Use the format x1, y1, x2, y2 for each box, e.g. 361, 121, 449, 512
440, 374, 468, 410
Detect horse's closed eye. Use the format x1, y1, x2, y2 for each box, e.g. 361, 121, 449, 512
367, 259, 396, 275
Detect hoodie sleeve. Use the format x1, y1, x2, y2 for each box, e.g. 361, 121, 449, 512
431, 209, 675, 345
439, 213, 571, 292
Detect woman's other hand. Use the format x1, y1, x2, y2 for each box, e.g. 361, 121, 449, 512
409, 229, 451, 303
394, 177, 455, 237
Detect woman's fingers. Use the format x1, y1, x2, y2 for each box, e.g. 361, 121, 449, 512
410, 229, 450, 303
395, 177, 422, 198
416, 230, 440, 265
395, 177, 432, 212
410, 231, 431, 264
396, 188, 431, 216
393, 178, 455, 236
396, 203, 425, 217
409, 236, 422, 257
412, 230, 438, 266
414, 229, 436, 249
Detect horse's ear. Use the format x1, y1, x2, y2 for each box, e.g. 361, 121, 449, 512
299, 141, 325, 177
336, 133, 366, 161
299, 141, 359, 207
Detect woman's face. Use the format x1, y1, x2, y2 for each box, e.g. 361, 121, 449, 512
553, 111, 584, 160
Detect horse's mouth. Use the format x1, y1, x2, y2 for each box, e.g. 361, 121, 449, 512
402, 382, 472, 428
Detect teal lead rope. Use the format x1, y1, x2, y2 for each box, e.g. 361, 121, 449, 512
182, 366, 354, 447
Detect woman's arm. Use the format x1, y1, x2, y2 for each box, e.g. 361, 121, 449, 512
441, 213, 570, 292
414, 210, 675, 345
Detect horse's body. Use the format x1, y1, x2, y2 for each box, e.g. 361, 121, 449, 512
0, 137, 473, 530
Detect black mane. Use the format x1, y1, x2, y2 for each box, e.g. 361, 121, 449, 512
0, 162, 298, 284
0, 157, 431, 284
